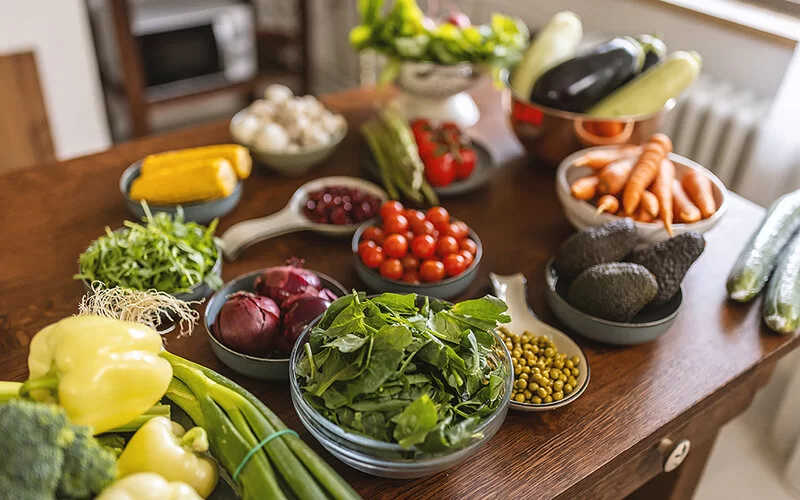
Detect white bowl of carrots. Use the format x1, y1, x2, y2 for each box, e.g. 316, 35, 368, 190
556, 135, 728, 243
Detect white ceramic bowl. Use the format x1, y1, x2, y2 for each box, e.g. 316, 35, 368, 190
556, 146, 729, 242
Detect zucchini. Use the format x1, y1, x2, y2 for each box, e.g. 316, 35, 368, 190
510, 11, 582, 99
763, 232, 800, 334
727, 189, 800, 302
587, 50, 701, 117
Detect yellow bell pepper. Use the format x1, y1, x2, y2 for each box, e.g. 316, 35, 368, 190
96, 473, 202, 500
24, 315, 172, 434
117, 417, 219, 498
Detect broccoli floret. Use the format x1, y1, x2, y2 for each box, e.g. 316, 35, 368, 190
0, 399, 117, 499
58, 425, 117, 498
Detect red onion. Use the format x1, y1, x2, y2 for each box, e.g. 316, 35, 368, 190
253, 258, 322, 306
213, 291, 281, 357
277, 293, 333, 355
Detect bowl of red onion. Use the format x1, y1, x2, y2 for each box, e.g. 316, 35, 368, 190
204, 259, 348, 380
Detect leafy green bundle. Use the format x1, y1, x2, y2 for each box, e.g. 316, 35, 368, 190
75, 205, 222, 294
296, 292, 511, 452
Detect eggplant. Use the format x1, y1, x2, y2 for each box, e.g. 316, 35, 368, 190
530, 36, 645, 113
636, 34, 667, 73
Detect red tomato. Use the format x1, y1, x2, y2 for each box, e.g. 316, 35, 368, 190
454, 147, 477, 180
379, 258, 404, 280
411, 119, 434, 145
411, 219, 435, 236
459, 238, 478, 255
402, 270, 420, 284
401, 254, 420, 270
423, 152, 456, 187
411, 118, 433, 135
446, 221, 469, 240
417, 137, 440, 159
383, 214, 409, 234
403, 209, 426, 223
444, 253, 468, 277
426, 207, 450, 227
380, 200, 404, 220
441, 122, 460, 133
383, 234, 408, 258
411, 235, 437, 260
419, 260, 446, 282
358, 240, 377, 257
361, 246, 384, 269
459, 249, 475, 266
436, 236, 460, 257
362, 226, 385, 245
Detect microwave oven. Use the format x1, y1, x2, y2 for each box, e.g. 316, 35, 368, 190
91, 0, 257, 100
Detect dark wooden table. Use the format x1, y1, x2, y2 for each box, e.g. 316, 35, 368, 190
1, 85, 797, 500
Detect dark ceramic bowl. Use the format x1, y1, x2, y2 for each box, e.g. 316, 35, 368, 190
204, 268, 348, 381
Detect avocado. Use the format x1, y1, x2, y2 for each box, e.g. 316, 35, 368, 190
568, 262, 658, 322
628, 232, 705, 305
555, 219, 638, 279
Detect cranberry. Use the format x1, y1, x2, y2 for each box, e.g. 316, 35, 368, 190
303, 186, 381, 225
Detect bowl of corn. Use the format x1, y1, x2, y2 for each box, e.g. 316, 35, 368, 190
120, 144, 251, 224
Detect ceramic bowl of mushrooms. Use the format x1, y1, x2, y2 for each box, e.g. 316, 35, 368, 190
230, 84, 348, 176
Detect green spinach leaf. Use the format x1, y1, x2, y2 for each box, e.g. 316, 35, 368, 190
392, 394, 439, 448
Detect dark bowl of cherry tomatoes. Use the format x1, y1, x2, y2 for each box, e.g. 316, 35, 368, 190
352, 201, 482, 300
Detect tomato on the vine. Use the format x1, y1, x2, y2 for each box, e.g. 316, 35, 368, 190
358, 240, 376, 257
380, 200, 404, 220
379, 259, 404, 280
383, 233, 408, 258
417, 137, 440, 159
444, 253, 468, 277
361, 246, 384, 269
454, 147, 477, 180
436, 236, 460, 257
423, 152, 456, 187
446, 221, 469, 240
383, 213, 409, 234
362, 226, 384, 244
411, 235, 436, 259
419, 260, 446, 282
426, 207, 449, 227
459, 238, 478, 255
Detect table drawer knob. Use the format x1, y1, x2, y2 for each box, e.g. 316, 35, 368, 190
662, 438, 691, 472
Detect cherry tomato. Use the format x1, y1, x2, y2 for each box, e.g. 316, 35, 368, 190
411, 235, 436, 260
460, 238, 478, 255
405, 230, 415, 242
426, 207, 450, 227
454, 147, 477, 180
444, 253, 468, 277
419, 260, 446, 282
402, 270, 420, 284
379, 258, 404, 280
382, 214, 409, 234
358, 240, 377, 257
411, 219, 435, 236
436, 236, 460, 257
383, 233, 408, 258
459, 249, 475, 266
380, 200, 404, 220
446, 221, 469, 240
402, 254, 420, 271
404, 209, 425, 223
362, 226, 385, 244
423, 152, 456, 187
361, 246, 384, 269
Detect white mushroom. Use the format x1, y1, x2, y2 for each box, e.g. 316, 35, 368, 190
264, 84, 293, 105
302, 95, 325, 119
301, 126, 331, 147
230, 114, 263, 146
275, 98, 305, 125
285, 114, 310, 142
254, 122, 290, 152
286, 143, 301, 153
248, 99, 275, 120
321, 113, 346, 135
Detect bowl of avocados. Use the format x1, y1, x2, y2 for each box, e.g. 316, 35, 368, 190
545, 219, 704, 345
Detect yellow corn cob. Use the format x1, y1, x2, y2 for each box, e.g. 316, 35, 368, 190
141, 144, 252, 179
130, 158, 238, 204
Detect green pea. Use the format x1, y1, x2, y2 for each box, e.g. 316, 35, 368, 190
514, 393, 525, 403
568, 376, 578, 387
553, 391, 564, 401
531, 396, 542, 404
536, 387, 547, 398
554, 380, 564, 392
544, 347, 555, 358
564, 383, 574, 394
544, 395, 553, 403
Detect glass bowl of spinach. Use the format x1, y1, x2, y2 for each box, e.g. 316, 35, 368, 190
290, 291, 513, 478
75, 205, 223, 301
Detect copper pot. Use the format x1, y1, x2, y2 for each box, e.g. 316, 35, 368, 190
506, 75, 674, 166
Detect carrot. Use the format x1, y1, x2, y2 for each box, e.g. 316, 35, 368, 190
622, 134, 670, 215
641, 190, 660, 217
595, 195, 619, 215
597, 158, 635, 195
681, 169, 717, 218
672, 179, 701, 223
573, 145, 637, 169
649, 133, 673, 154
651, 159, 675, 235
634, 205, 656, 223
570, 176, 599, 200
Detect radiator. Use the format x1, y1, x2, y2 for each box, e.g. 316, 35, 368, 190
660, 75, 770, 190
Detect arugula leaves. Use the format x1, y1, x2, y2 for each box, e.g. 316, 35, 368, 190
296, 292, 510, 454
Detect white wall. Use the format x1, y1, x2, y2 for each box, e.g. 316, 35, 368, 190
0, 0, 110, 160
